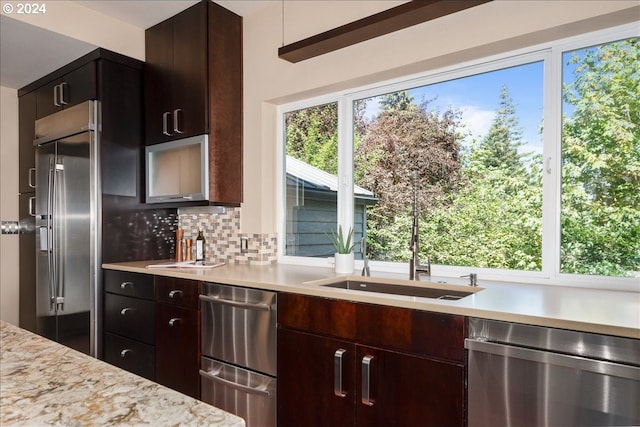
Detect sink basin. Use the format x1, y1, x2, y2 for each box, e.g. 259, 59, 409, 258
319, 279, 479, 300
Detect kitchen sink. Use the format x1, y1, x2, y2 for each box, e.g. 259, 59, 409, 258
319, 279, 480, 300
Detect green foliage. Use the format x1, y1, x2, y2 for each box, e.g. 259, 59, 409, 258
329, 225, 355, 254
560, 37, 640, 276
285, 102, 338, 174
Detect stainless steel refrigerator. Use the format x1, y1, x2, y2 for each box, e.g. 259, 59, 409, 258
33, 100, 99, 356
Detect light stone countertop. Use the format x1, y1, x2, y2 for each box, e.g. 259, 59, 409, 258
104, 261, 640, 339
0, 321, 245, 427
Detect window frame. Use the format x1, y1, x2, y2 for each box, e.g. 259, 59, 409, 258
277, 22, 639, 291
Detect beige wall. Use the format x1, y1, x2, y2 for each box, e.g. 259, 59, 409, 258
241, 0, 638, 234
0, 86, 19, 324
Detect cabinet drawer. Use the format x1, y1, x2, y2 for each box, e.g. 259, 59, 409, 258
278, 293, 466, 363
104, 270, 155, 299
104, 332, 155, 380
155, 276, 199, 308
104, 293, 155, 344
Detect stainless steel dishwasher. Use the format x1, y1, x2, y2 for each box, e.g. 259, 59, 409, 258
465, 317, 640, 427
200, 283, 277, 427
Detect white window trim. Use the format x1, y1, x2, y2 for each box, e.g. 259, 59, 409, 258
277, 22, 640, 292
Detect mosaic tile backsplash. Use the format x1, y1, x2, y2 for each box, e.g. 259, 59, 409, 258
178, 207, 277, 265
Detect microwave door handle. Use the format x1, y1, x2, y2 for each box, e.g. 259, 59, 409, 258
199, 294, 271, 311
153, 196, 194, 201
199, 369, 271, 397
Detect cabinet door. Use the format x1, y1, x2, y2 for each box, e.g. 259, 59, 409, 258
144, 17, 174, 144
155, 303, 199, 398
277, 328, 355, 427
62, 62, 96, 108
356, 345, 465, 427
171, 0, 207, 140
35, 78, 62, 119
35, 63, 96, 119
19, 90, 36, 193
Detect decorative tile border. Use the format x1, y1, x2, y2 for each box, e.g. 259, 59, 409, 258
178, 207, 277, 265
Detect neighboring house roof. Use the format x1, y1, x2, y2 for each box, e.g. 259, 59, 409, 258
286, 155, 376, 202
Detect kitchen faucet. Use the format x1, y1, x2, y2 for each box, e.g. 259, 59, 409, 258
409, 172, 431, 280
361, 237, 370, 277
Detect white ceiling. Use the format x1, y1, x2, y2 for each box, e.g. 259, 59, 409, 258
0, 1, 276, 89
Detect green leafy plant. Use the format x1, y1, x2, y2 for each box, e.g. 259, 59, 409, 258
330, 225, 355, 254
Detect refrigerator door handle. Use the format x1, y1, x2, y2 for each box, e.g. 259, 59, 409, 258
47, 164, 56, 310
53, 162, 65, 310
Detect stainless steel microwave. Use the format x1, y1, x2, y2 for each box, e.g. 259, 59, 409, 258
145, 135, 209, 203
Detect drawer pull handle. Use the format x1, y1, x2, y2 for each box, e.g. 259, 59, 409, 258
120, 307, 133, 316
199, 294, 271, 311
120, 281, 133, 289
199, 369, 270, 397
169, 318, 181, 326
334, 349, 347, 397
120, 349, 132, 358
168, 290, 183, 298
362, 355, 374, 406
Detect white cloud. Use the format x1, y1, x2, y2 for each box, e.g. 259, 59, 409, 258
459, 105, 494, 143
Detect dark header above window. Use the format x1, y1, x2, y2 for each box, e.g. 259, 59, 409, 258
278, 0, 493, 63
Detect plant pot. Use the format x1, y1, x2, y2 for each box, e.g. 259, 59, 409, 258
334, 252, 354, 274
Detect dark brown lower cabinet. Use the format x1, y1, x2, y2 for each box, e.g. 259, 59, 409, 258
103, 271, 200, 399
278, 328, 464, 427
277, 293, 466, 427
155, 303, 199, 398
154, 277, 200, 399
278, 329, 355, 427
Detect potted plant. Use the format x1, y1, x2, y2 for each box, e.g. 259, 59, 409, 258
330, 225, 355, 273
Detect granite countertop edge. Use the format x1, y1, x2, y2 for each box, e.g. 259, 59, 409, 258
0, 320, 245, 427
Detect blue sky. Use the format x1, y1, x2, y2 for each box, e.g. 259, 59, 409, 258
362, 61, 545, 154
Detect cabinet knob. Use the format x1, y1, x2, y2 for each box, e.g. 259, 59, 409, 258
168, 289, 183, 299
120, 349, 133, 358
169, 318, 181, 327
120, 307, 133, 316
120, 281, 133, 289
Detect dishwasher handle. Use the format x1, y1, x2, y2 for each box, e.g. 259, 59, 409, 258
199, 294, 271, 311
199, 369, 271, 397
465, 338, 640, 381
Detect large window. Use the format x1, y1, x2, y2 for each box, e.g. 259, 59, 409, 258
279, 25, 639, 289
560, 38, 639, 277
353, 62, 544, 271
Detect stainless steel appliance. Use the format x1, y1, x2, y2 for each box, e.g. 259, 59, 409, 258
200, 283, 277, 427
33, 101, 100, 356
465, 318, 640, 427
145, 135, 209, 204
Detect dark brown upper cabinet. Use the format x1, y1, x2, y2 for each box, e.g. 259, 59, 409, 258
35, 61, 96, 119
144, 0, 243, 205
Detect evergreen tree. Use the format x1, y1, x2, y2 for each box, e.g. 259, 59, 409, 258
473, 85, 525, 175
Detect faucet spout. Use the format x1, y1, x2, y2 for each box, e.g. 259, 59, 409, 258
361, 237, 370, 277
409, 172, 431, 280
